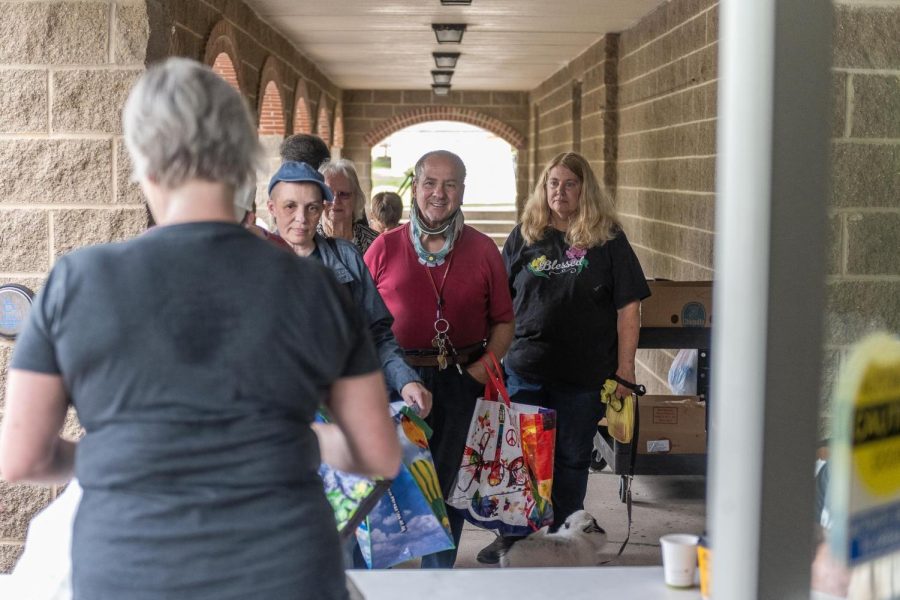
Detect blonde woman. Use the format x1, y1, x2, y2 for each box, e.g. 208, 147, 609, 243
479, 152, 650, 564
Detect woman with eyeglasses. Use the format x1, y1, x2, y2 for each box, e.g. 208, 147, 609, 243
477, 152, 650, 565
318, 159, 379, 255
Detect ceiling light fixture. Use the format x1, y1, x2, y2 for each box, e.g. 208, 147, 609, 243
433, 52, 460, 69
431, 70, 454, 85
432, 83, 451, 96
432, 23, 466, 44
440, 0, 472, 5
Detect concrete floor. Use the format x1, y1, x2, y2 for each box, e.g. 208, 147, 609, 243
400, 470, 707, 569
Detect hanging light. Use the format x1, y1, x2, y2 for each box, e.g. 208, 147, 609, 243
433, 52, 460, 69
432, 24, 466, 44
432, 84, 451, 96
431, 70, 454, 85
440, 0, 472, 5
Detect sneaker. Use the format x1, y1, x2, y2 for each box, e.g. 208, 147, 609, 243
476, 536, 507, 564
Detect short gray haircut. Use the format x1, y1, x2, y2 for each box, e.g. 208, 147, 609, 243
413, 150, 467, 182
123, 57, 261, 190
319, 159, 365, 221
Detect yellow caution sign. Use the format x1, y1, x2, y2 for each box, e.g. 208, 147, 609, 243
830, 333, 900, 565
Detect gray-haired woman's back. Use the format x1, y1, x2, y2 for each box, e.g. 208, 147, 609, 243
13, 223, 373, 599
2, 58, 400, 600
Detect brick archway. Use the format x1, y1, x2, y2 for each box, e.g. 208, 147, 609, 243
332, 103, 344, 151
316, 94, 332, 146
364, 107, 526, 150
257, 56, 286, 136
293, 80, 312, 134
203, 20, 243, 95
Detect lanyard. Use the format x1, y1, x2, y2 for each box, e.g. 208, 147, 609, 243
422, 250, 463, 372
424, 250, 456, 321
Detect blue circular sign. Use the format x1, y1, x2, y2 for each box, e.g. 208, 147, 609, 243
0, 284, 35, 340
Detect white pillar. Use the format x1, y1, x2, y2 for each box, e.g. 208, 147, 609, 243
710, 1, 832, 598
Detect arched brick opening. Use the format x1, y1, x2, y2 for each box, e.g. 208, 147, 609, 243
259, 82, 286, 135
203, 20, 243, 95
257, 57, 286, 136
211, 53, 240, 92
293, 80, 312, 134
316, 95, 332, 146
364, 107, 526, 150
332, 103, 344, 153
353, 107, 528, 215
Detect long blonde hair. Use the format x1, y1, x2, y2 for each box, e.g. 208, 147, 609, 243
520, 152, 620, 248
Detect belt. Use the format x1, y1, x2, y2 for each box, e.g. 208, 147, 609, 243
403, 342, 486, 368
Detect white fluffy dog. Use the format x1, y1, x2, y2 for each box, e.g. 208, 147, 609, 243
497, 510, 608, 568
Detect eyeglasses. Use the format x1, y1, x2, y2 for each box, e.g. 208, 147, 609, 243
328, 191, 353, 202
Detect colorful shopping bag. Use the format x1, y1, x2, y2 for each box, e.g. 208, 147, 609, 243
448, 354, 557, 537
316, 412, 391, 541
356, 402, 455, 568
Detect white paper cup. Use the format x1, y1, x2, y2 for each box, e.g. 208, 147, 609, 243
660, 533, 699, 588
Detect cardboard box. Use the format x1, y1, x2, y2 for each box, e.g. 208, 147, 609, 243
641, 280, 713, 327
637, 395, 707, 455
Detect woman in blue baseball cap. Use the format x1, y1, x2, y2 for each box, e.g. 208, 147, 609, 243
267, 161, 433, 421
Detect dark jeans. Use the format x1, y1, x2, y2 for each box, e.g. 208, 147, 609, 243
505, 367, 605, 528
415, 365, 484, 568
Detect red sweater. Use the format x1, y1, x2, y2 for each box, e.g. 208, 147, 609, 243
364, 224, 513, 350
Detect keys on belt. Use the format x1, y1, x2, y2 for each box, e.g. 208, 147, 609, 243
404, 342, 485, 371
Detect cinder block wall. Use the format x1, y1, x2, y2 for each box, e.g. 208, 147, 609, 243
616, 1, 719, 392
340, 90, 531, 208
528, 36, 619, 203
527, 0, 900, 403
526, 3, 718, 393
824, 2, 900, 425
0, 1, 151, 569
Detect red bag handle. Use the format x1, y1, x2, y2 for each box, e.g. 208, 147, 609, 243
478, 351, 511, 407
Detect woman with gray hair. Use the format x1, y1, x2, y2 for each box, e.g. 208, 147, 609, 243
319, 159, 379, 254
0, 57, 400, 600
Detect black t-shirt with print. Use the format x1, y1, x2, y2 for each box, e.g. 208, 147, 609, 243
502, 224, 650, 391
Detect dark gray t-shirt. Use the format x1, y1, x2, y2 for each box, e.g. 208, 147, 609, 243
11, 222, 378, 600
502, 225, 650, 391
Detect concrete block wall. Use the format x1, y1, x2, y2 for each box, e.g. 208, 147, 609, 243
528, 36, 619, 203
0, 1, 151, 569
823, 1, 900, 427
340, 90, 531, 209
524, 3, 718, 393
616, 0, 719, 393
528, 0, 900, 403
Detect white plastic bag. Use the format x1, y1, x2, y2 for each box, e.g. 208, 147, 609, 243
667, 349, 698, 395
7, 479, 81, 600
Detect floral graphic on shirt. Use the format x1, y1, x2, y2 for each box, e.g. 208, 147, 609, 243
566, 246, 587, 261
527, 255, 551, 278
527, 246, 588, 278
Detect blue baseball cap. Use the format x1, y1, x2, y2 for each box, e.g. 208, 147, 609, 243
267, 161, 333, 201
